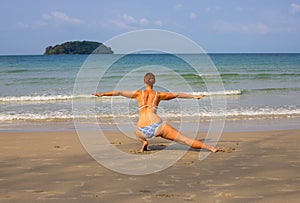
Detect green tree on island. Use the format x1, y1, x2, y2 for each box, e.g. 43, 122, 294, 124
44, 41, 113, 55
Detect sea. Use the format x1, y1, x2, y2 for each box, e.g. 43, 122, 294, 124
0, 53, 300, 132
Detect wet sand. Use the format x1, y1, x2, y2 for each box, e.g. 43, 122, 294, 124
1, 129, 300, 203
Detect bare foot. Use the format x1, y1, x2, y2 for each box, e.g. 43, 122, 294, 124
140, 143, 148, 152
211, 147, 219, 153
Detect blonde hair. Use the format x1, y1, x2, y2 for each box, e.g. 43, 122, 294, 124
144, 72, 155, 86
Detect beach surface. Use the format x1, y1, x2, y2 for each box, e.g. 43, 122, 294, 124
1, 129, 300, 203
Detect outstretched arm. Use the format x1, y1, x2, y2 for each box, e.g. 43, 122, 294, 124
93, 90, 138, 98
176, 93, 205, 99
159, 92, 205, 100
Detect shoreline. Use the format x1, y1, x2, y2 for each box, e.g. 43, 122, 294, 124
1, 128, 300, 202
1, 117, 300, 133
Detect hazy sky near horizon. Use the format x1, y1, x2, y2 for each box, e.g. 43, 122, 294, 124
1, 0, 300, 54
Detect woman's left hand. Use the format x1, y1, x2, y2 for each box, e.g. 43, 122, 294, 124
93, 93, 103, 97
194, 95, 205, 99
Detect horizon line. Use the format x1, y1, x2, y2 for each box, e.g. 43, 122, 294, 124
1, 52, 300, 56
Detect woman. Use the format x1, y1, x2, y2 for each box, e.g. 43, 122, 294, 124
93, 72, 219, 153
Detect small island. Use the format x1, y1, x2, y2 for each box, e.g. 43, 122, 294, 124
44, 41, 113, 55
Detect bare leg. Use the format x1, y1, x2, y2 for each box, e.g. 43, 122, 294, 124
135, 129, 148, 152
156, 123, 219, 152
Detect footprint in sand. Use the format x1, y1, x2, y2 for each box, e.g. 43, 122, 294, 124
218, 147, 235, 153
110, 141, 122, 146
53, 145, 71, 150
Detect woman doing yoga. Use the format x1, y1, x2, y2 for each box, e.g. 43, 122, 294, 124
93, 72, 219, 153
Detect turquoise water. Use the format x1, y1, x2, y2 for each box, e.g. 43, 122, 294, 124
0, 54, 300, 126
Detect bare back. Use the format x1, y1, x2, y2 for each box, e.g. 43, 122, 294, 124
136, 90, 162, 127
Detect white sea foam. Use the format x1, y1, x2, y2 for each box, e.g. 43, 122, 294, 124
0, 113, 86, 121
1, 107, 300, 122
0, 94, 93, 102
196, 90, 242, 96
0, 90, 242, 103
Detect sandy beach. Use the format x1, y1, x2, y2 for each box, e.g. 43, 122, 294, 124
1, 0, 300, 202
1, 128, 300, 203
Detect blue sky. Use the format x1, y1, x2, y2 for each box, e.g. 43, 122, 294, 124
1, 0, 300, 54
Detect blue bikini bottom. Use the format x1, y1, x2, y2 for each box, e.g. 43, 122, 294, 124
138, 121, 163, 138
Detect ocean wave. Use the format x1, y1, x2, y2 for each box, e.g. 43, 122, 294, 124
1, 107, 300, 121
197, 90, 242, 96
0, 90, 242, 103
0, 113, 75, 121
197, 72, 300, 79
1, 69, 30, 74
246, 87, 300, 93
0, 95, 93, 102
